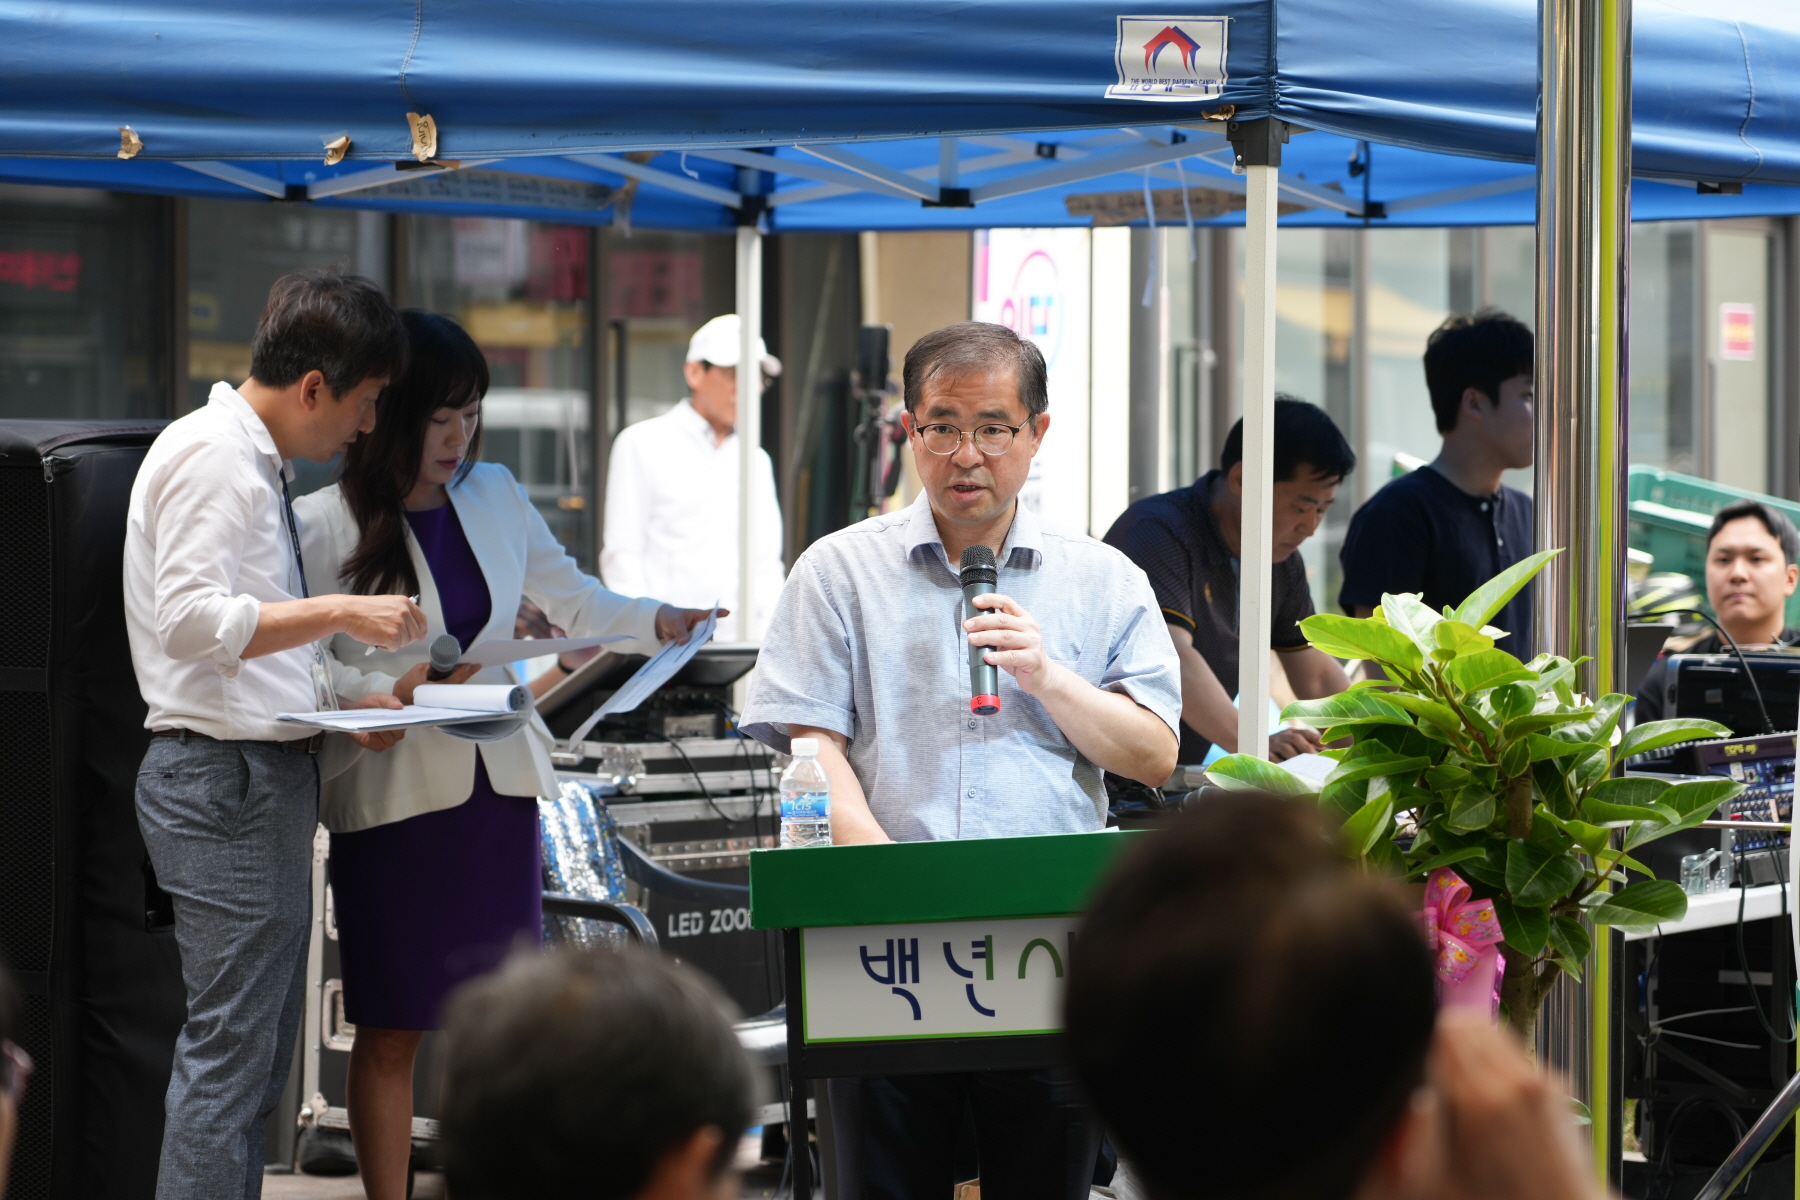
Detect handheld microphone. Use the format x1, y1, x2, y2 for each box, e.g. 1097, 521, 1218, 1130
426, 634, 462, 682
959, 545, 1001, 715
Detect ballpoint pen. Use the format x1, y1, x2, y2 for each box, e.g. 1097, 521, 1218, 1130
365, 595, 423, 654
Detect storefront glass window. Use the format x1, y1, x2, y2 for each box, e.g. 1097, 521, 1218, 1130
404, 216, 595, 567
609, 231, 709, 430
0, 185, 171, 419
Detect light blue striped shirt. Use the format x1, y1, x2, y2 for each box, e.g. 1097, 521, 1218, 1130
741, 494, 1181, 842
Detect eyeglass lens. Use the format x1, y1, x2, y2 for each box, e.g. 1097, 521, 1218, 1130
918, 425, 1015, 456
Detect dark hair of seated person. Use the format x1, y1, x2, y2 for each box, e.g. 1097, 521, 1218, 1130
1064, 792, 1437, 1200
439, 946, 754, 1200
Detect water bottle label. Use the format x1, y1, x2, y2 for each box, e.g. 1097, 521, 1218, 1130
782, 792, 830, 821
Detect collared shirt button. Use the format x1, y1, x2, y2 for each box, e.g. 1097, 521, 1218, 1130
967, 788, 978, 799
967, 718, 977, 730
1480, 501, 1490, 512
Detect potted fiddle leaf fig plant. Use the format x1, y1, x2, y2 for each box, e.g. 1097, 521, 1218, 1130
1206, 549, 1739, 1042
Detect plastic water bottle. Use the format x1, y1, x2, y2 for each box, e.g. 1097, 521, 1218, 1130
779, 737, 832, 848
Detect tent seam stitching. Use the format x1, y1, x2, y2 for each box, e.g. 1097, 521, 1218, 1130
398, 0, 425, 109
1732, 20, 1762, 180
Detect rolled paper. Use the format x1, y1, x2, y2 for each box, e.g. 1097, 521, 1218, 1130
1418, 867, 1507, 1016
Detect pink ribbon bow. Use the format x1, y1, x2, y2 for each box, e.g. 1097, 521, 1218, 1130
1419, 868, 1506, 1015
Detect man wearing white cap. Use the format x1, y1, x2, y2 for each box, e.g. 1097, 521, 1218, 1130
601, 313, 786, 643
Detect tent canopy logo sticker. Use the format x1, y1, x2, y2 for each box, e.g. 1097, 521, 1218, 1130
1144, 24, 1202, 72
1108, 16, 1227, 102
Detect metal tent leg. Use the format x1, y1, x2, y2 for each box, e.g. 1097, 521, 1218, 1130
1226, 119, 1287, 761
737, 223, 764, 641
1535, 0, 1631, 1179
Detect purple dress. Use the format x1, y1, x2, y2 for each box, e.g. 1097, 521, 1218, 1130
328, 502, 544, 1031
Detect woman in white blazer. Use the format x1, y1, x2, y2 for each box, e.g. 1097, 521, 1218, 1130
296, 312, 711, 1200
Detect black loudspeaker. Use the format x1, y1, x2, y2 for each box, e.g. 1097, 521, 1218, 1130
0, 421, 186, 1200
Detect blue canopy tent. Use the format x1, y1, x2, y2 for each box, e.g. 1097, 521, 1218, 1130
4, 126, 1799, 230
0, 0, 1795, 231
2, 0, 1798, 1185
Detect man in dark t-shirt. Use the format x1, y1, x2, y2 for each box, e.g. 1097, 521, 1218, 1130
1340, 311, 1536, 658
1636, 500, 1800, 723
1105, 399, 1356, 762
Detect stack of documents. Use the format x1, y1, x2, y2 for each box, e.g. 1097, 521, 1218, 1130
279, 684, 532, 743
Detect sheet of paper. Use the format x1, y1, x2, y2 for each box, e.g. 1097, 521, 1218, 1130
277, 706, 513, 734
457, 634, 631, 669
564, 606, 717, 745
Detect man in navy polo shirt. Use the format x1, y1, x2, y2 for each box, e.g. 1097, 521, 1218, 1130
1339, 311, 1536, 657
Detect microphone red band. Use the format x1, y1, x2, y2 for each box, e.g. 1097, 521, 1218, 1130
971, 695, 1001, 715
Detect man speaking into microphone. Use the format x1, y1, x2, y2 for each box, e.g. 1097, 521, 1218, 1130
742, 321, 1179, 1200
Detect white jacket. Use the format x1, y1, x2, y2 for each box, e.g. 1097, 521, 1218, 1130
295, 463, 663, 833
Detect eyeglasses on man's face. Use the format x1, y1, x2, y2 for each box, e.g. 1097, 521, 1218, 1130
910, 420, 1032, 457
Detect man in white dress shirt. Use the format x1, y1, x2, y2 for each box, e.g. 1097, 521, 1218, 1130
601, 314, 786, 642
125, 270, 427, 1200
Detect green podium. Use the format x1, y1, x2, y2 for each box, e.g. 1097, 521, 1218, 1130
749, 830, 1138, 1198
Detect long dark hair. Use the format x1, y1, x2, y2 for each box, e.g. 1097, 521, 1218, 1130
340, 310, 489, 595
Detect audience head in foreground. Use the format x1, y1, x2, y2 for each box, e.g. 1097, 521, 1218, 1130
1066, 792, 1600, 1200
441, 947, 753, 1200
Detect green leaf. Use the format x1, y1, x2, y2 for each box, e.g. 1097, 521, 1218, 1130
1457, 844, 1509, 889
1383, 592, 1445, 652
1379, 692, 1464, 736
1615, 718, 1733, 761
1205, 754, 1317, 798
1491, 681, 1536, 722
1659, 778, 1744, 822
1494, 897, 1549, 956
1322, 753, 1431, 789
1582, 798, 1672, 827
1452, 548, 1563, 629
1588, 880, 1688, 928
1572, 748, 1611, 791
1526, 734, 1605, 762
1341, 793, 1395, 858
1445, 787, 1498, 831
1557, 816, 1612, 857
1584, 773, 1677, 831
1432, 619, 1495, 661
1502, 709, 1598, 738
1299, 612, 1425, 673
1408, 846, 1488, 876
1441, 648, 1536, 695
1280, 690, 1412, 730
1580, 694, 1629, 747
1499, 739, 1530, 778
1532, 759, 1578, 820
1622, 778, 1745, 849
1550, 915, 1593, 963
1425, 763, 1473, 791
1505, 839, 1585, 907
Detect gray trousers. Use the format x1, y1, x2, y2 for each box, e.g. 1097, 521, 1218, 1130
137, 734, 319, 1200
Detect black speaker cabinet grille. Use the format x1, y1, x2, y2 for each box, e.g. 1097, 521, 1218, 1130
0, 690, 53, 974
0, 467, 49, 669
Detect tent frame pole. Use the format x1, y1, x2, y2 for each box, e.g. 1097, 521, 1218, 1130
1535, 0, 1630, 1180
1227, 118, 1291, 761
736, 222, 764, 642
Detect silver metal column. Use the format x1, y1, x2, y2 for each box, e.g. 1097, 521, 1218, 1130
736, 224, 764, 641
1534, 0, 1630, 1173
